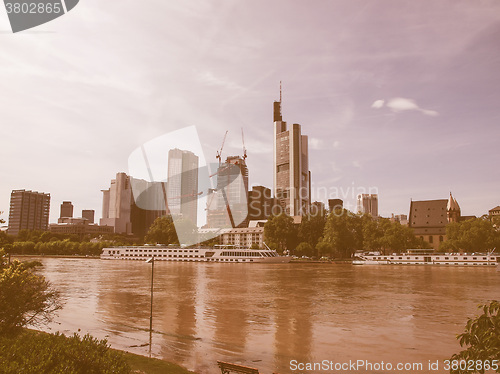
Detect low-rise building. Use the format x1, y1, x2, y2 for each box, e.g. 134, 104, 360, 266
489, 206, 500, 217
408, 193, 460, 250
50, 218, 113, 237
219, 226, 264, 248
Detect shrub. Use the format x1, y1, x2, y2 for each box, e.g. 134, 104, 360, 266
450, 300, 500, 374
0, 260, 61, 335
0, 330, 131, 374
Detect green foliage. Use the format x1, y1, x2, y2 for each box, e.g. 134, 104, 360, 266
450, 300, 500, 374
295, 242, 314, 257
0, 231, 14, 247
298, 213, 326, 250
145, 215, 179, 245
316, 241, 332, 258
264, 213, 297, 253
441, 217, 500, 253
319, 210, 362, 258
7, 240, 107, 256
0, 249, 8, 269
0, 330, 131, 374
0, 260, 61, 335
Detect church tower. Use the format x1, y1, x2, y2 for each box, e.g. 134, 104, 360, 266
447, 192, 461, 223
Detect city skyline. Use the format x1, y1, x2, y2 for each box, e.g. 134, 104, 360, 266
1, 1, 500, 225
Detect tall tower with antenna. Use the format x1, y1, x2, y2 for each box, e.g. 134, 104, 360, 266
273, 82, 311, 216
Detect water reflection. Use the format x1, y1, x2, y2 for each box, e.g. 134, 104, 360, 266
34, 258, 499, 374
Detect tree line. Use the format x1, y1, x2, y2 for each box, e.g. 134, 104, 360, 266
264, 210, 500, 258
0, 228, 136, 256
264, 209, 428, 258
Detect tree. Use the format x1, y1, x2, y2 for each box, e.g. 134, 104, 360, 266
319, 210, 361, 258
264, 213, 296, 253
379, 219, 428, 253
440, 217, 500, 253
298, 213, 326, 252
449, 300, 500, 374
295, 242, 314, 257
362, 215, 385, 251
144, 215, 179, 245
0, 255, 62, 335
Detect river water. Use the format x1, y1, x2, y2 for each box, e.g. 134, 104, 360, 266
31, 258, 499, 374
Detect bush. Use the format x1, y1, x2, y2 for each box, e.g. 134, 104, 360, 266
0, 259, 61, 335
0, 330, 131, 374
450, 300, 500, 374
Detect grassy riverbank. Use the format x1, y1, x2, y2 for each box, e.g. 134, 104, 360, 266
0, 329, 196, 374
118, 350, 196, 374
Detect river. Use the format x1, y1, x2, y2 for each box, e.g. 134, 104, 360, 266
31, 258, 499, 374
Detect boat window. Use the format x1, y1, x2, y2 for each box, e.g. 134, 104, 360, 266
473, 257, 477, 260
483, 257, 487, 260
463, 257, 467, 260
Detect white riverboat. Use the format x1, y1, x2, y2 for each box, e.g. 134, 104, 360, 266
101, 244, 292, 263
352, 249, 499, 267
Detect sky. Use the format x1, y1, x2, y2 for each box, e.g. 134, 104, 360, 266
1, 0, 499, 226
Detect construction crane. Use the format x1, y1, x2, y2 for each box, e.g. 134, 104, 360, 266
241, 128, 247, 160
207, 130, 235, 228
216, 130, 228, 166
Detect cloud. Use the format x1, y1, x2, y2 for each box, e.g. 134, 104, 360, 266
371, 97, 439, 116
371, 99, 385, 109
309, 137, 323, 150
196, 70, 242, 91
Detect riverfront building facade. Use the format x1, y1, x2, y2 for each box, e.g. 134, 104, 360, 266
408, 193, 461, 250
8, 189, 51, 236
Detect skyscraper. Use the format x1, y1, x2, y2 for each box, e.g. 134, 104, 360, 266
248, 185, 279, 221
273, 85, 311, 216
100, 172, 166, 236
82, 209, 95, 224
100, 172, 133, 234
206, 155, 249, 228
60, 201, 74, 219
167, 148, 199, 225
8, 189, 50, 236
357, 194, 378, 217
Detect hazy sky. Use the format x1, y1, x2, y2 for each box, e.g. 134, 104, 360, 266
1, 0, 499, 225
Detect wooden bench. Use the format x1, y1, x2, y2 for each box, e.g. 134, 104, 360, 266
217, 360, 260, 374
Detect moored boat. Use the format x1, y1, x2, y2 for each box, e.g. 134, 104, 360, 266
353, 249, 499, 267
101, 244, 291, 263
